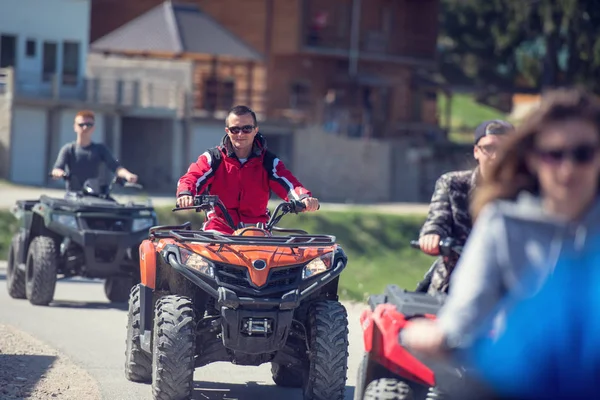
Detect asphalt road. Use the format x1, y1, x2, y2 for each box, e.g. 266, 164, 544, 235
0, 261, 368, 400
0, 181, 430, 214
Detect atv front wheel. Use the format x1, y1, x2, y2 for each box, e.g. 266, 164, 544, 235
105, 277, 135, 303
364, 378, 413, 400
6, 234, 26, 299
151, 295, 196, 400
25, 236, 57, 306
303, 300, 349, 400
124, 285, 152, 383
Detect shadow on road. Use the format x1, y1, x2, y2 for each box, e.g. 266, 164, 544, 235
0, 271, 104, 286
0, 354, 56, 399
193, 380, 355, 400
49, 300, 128, 311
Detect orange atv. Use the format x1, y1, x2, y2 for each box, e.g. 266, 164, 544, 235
124, 195, 350, 400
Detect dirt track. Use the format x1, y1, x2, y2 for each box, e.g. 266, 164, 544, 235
0, 324, 101, 400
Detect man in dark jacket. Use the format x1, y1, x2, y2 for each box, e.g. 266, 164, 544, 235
416, 120, 515, 294
177, 105, 319, 233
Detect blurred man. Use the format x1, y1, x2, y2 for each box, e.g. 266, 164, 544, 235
416, 120, 515, 294
51, 110, 137, 191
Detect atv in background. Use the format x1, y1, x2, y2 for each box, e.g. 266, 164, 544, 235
124, 195, 349, 400
355, 238, 466, 400
6, 173, 157, 306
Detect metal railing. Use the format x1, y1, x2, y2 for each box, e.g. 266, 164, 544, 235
0, 67, 267, 116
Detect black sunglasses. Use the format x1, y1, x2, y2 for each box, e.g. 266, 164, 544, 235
535, 143, 600, 165
78, 122, 94, 128
227, 125, 255, 134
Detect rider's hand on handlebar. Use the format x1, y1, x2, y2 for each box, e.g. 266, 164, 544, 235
419, 234, 441, 255
51, 168, 65, 180
301, 197, 319, 212
124, 172, 138, 183
177, 195, 194, 208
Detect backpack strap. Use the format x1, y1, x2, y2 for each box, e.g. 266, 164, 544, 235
200, 147, 223, 194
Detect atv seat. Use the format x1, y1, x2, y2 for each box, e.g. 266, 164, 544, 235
368, 284, 446, 318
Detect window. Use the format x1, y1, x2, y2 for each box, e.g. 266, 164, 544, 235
25, 39, 36, 57
0, 35, 17, 68
203, 76, 235, 111
62, 41, 80, 86
42, 41, 57, 82
290, 82, 311, 109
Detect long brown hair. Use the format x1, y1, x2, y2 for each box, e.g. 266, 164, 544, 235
471, 87, 600, 219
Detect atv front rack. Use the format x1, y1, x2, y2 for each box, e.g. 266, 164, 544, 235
160, 229, 336, 247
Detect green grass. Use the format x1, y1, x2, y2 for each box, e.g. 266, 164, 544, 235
1, 207, 433, 302
440, 93, 511, 143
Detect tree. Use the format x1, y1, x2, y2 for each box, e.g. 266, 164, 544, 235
439, 0, 600, 93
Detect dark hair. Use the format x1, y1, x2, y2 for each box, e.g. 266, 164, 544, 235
226, 105, 257, 126
472, 87, 600, 219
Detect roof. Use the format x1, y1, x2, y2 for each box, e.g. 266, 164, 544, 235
90, 1, 263, 61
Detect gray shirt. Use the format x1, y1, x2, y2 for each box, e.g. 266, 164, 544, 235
53, 141, 121, 191
437, 192, 600, 348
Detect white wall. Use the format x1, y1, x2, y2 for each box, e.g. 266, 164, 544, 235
0, 0, 90, 94
188, 121, 225, 166
9, 105, 48, 185
87, 53, 193, 88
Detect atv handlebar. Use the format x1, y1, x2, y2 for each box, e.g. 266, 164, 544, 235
173, 195, 316, 232
410, 238, 463, 257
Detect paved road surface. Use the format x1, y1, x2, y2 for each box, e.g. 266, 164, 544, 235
0, 261, 368, 400
0, 182, 430, 214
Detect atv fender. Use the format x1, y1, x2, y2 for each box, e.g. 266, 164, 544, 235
360, 303, 436, 387
139, 240, 157, 289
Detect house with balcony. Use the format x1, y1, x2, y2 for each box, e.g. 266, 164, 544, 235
91, 0, 450, 142
0, 0, 209, 190
0, 0, 92, 184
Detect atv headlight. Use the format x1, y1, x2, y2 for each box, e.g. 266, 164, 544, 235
302, 252, 335, 280
132, 218, 155, 232
179, 248, 215, 278
51, 214, 78, 229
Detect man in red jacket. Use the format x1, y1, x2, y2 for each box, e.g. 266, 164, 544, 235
176, 105, 319, 233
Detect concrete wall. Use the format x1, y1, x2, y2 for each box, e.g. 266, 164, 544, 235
292, 127, 392, 203
0, 0, 90, 96
188, 120, 225, 166
290, 126, 474, 203
86, 53, 192, 109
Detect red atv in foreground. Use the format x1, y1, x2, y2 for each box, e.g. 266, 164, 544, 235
355, 238, 470, 400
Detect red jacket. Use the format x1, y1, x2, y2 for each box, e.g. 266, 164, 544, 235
176, 134, 311, 233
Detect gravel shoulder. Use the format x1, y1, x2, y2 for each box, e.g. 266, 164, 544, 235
0, 324, 101, 400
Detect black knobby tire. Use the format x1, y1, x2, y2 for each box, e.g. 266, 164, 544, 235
354, 353, 369, 400
271, 363, 303, 388
303, 300, 349, 400
25, 236, 58, 306
124, 285, 152, 383
6, 235, 26, 299
151, 295, 196, 400
105, 277, 135, 303
364, 378, 413, 400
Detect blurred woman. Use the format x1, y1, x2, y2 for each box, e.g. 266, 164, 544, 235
401, 87, 600, 364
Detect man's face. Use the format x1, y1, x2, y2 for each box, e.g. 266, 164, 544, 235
474, 134, 506, 178
225, 113, 258, 151
74, 116, 95, 139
